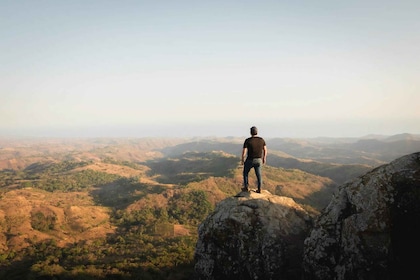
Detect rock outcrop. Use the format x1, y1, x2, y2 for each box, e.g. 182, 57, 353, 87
194, 152, 420, 280
303, 152, 420, 280
193, 190, 312, 280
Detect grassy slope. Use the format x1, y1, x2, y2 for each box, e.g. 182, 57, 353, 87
1, 136, 395, 279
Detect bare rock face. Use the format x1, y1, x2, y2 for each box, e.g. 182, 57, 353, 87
193, 190, 312, 280
303, 152, 420, 280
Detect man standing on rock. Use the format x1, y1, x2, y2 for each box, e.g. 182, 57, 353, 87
241, 126, 267, 193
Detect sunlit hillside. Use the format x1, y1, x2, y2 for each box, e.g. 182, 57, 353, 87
0, 135, 419, 279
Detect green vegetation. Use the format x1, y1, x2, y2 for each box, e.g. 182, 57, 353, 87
0, 136, 409, 279
146, 151, 238, 184
0, 158, 218, 279
31, 211, 57, 232
0, 185, 209, 279
25, 160, 91, 176
168, 190, 213, 226
0, 145, 346, 280
1, 236, 196, 279
103, 157, 143, 170
33, 169, 121, 192
92, 177, 167, 209
268, 154, 371, 185
0, 169, 16, 188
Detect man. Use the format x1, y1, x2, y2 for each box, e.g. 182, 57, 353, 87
241, 126, 267, 193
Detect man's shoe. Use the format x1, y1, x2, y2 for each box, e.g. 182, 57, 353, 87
256, 189, 261, 193
241, 187, 249, 192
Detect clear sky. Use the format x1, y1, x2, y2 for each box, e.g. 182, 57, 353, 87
1, 0, 419, 138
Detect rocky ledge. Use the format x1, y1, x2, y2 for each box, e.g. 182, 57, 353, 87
194, 190, 312, 280
194, 152, 420, 280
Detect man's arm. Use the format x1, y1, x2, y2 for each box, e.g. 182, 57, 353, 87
241, 147, 247, 165
262, 145, 267, 164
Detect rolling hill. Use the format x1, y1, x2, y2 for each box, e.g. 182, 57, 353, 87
0, 134, 418, 279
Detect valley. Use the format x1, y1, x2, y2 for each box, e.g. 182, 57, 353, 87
0, 134, 419, 279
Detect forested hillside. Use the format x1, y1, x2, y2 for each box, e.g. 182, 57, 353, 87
0, 135, 418, 279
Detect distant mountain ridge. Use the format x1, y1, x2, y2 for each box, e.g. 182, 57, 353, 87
0, 133, 419, 279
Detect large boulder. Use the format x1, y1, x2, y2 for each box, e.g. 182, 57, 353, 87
303, 152, 420, 280
194, 190, 312, 280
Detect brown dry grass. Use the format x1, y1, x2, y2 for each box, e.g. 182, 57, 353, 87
73, 162, 149, 177
0, 188, 115, 252
0, 137, 188, 171
174, 224, 190, 236
0, 136, 337, 255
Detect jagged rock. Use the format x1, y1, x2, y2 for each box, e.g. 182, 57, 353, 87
303, 152, 420, 280
193, 190, 312, 280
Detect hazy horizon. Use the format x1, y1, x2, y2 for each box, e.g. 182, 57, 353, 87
1, 120, 419, 139
2, 1, 419, 139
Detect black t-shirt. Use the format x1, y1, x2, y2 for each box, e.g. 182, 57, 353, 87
243, 136, 266, 159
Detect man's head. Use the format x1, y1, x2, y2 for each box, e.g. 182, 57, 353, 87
250, 126, 258, 135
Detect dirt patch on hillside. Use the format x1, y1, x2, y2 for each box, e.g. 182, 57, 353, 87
174, 224, 190, 236
73, 162, 149, 178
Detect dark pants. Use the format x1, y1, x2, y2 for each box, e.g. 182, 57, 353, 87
243, 158, 263, 190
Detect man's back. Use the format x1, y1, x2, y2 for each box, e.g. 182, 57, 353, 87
244, 136, 266, 159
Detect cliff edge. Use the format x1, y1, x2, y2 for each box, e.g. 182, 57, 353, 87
303, 152, 420, 280
194, 152, 420, 280
194, 190, 312, 280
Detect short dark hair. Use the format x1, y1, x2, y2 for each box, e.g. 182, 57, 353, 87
250, 126, 258, 135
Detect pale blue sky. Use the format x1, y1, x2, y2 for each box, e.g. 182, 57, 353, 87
1, 0, 419, 138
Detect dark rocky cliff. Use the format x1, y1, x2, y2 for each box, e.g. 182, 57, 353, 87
303, 152, 420, 280
193, 152, 420, 280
